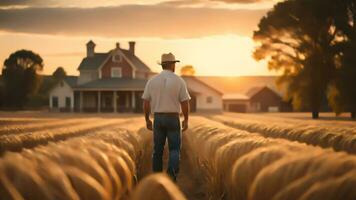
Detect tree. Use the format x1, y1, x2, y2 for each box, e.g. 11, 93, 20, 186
180, 65, 196, 76
253, 0, 338, 119
0, 85, 3, 108
2, 50, 44, 108
328, 0, 356, 119
52, 66, 67, 81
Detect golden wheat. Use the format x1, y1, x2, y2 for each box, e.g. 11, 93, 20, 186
2, 115, 356, 200
249, 149, 338, 200
62, 166, 110, 200
0, 118, 98, 135
299, 170, 356, 200
0, 153, 53, 200
0, 119, 126, 153
186, 117, 356, 200
131, 174, 187, 200
211, 115, 356, 154
228, 145, 299, 200
272, 154, 356, 200
0, 118, 145, 200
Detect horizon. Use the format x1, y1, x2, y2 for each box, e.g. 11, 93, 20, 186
14, 73, 278, 78
0, 0, 282, 76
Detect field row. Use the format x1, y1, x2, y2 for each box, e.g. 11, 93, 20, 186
1, 115, 356, 200
210, 115, 356, 154
0, 118, 54, 126
0, 118, 134, 154
0, 118, 103, 135
0, 117, 188, 200
184, 117, 356, 200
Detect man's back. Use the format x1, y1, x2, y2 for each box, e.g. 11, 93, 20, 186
142, 53, 190, 182
143, 70, 190, 113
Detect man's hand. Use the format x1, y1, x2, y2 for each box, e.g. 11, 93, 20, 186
143, 99, 152, 131
180, 100, 189, 132
182, 119, 188, 132
146, 119, 153, 131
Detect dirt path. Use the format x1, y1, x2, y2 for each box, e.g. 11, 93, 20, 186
137, 127, 207, 200
131, 116, 207, 199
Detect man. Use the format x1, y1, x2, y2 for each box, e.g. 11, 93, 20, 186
142, 52, 190, 181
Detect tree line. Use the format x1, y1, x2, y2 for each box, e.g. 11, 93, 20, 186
253, 0, 356, 119
0, 50, 66, 109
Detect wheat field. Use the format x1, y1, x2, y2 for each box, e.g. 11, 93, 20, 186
0, 112, 355, 200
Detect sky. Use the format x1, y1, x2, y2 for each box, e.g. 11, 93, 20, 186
0, 0, 281, 76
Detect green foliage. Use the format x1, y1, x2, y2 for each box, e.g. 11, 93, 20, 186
0, 85, 3, 108
52, 66, 67, 81
38, 76, 58, 95
328, 0, 356, 118
180, 65, 196, 76
26, 94, 49, 108
253, 0, 338, 118
2, 49, 44, 108
327, 84, 343, 115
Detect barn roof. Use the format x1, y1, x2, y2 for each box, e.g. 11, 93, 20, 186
223, 93, 249, 100
121, 49, 151, 72
78, 53, 110, 70
63, 76, 78, 87
182, 75, 223, 95
222, 86, 282, 101
196, 76, 285, 96
77, 49, 151, 72
246, 86, 265, 97
246, 86, 281, 98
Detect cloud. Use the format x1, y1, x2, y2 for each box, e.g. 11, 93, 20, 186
159, 0, 206, 6
0, 0, 53, 7
211, 0, 266, 3
161, 0, 270, 6
0, 0, 28, 6
0, 4, 266, 38
0, 0, 273, 8
0, 0, 165, 8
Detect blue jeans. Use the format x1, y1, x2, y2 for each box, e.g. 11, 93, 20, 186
152, 114, 181, 181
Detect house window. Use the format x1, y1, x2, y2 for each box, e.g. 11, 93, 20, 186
112, 54, 122, 63
111, 67, 122, 78
65, 97, 71, 108
206, 96, 213, 104
52, 96, 58, 108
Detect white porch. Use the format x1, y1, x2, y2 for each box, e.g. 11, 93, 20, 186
74, 90, 143, 113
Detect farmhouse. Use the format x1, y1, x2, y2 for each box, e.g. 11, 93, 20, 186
49, 40, 223, 113
223, 86, 292, 113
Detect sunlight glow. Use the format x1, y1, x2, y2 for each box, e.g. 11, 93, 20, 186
0, 32, 275, 77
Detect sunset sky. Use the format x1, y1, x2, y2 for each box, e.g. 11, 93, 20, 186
0, 0, 281, 76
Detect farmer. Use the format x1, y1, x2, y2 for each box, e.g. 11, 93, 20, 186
142, 52, 191, 182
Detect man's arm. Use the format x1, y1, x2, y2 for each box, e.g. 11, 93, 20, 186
143, 99, 153, 131
180, 100, 190, 132
142, 80, 152, 131
178, 78, 191, 132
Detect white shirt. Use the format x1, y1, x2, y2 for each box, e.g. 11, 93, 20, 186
142, 70, 191, 113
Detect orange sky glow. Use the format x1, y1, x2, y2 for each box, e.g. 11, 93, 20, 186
0, 0, 282, 76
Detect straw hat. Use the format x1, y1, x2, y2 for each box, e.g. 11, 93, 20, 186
158, 53, 180, 65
